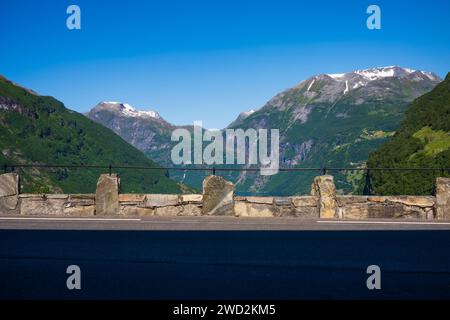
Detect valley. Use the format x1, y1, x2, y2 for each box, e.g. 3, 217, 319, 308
87, 66, 442, 195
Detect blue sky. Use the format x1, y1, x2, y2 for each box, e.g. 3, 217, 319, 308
0, 0, 449, 128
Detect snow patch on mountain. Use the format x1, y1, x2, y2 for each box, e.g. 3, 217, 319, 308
420, 71, 440, 81
327, 66, 440, 82
354, 67, 396, 80
242, 109, 256, 117
98, 101, 160, 119
307, 79, 315, 91
343, 80, 349, 94
328, 73, 345, 79
353, 81, 365, 89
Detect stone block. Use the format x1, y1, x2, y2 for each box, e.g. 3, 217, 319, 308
68, 194, 95, 206
292, 196, 318, 207
436, 177, 450, 219
181, 204, 202, 216
181, 194, 203, 203
142, 194, 179, 207
0, 195, 20, 213
245, 196, 274, 204
63, 205, 95, 216
234, 202, 275, 217
202, 175, 234, 215
120, 205, 154, 216
95, 174, 120, 215
0, 173, 19, 197
368, 196, 435, 208
276, 205, 296, 217
294, 206, 319, 218
20, 195, 65, 215
367, 203, 403, 219
119, 194, 146, 204
336, 196, 368, 206
0, 173, 20, 214
340, 203, 369, 219
274, 197, 292, 206
154, 205, 183, 216
311, 175, 337, 218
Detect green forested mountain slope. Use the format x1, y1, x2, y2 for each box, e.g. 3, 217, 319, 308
0, 75, 184, 194
367, 73, 450, 195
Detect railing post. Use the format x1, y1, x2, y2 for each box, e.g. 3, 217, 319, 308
212, 166, 216, 175
322, 167, 327, 175
436, 177, 450, 219
3, 164, 7, 174
363, 168, 372, 196
109, 164, 112, 176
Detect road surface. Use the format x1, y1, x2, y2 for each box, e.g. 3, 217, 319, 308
1, 216, 450, 299
1, 215, 450, 230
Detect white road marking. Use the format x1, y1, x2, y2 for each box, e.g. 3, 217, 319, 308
0, 217, 141, 222
2, 217, 450, 226
317, 220, 450, 225
143, 220, 299, 225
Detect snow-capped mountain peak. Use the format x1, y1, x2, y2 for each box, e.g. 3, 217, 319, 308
95, 101, 160, 119
262, 66, 441, 114
327, 66, 440, 82
242, 109, 256, 116
321, 66, 441, 95
327, 73, 345, 79
354, 66, 397, 80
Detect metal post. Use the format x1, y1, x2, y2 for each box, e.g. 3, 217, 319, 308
363, 168, 373, 196
3, 164, 6, 174
322, 167, 327, 175
109, 164, 112, 176
212, 167, 216, 175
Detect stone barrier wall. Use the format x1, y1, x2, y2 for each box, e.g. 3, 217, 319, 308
0, 173, 449, 219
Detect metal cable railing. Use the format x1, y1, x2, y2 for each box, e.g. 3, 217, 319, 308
2, 163, 449, 195
3, 163, 449, 172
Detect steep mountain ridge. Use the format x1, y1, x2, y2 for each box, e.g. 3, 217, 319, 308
0, 76, 186, 194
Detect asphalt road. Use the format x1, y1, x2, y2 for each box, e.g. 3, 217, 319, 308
1, 216, 450, 299
1, 215, 450, 230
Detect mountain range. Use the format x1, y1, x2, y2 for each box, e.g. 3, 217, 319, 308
87, 66, 441, 195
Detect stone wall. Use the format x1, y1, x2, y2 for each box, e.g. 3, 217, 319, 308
336, 195, 435, 219
18, 194, 95, 216
0, 173, 449, 219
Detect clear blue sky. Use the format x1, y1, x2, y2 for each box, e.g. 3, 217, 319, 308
1, 0, 449, 128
